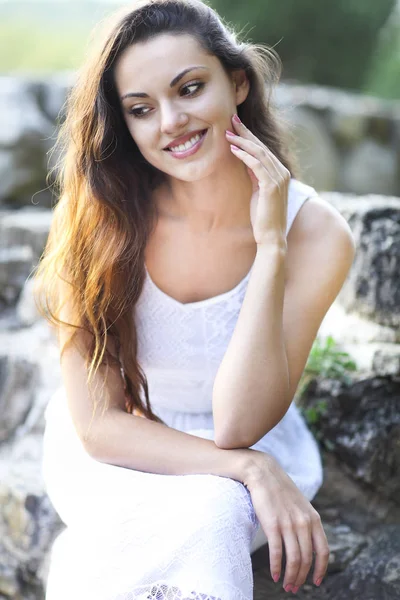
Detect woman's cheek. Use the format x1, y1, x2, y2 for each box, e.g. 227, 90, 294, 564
135, 135, 165, 169
128, 127, 153, 158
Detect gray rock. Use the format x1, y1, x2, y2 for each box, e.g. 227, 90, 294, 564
0, 208, 52, 260
0, 246, 34, 305
313, 452, 400, 534
324, 194, 400, 330
35, 73, 74, 124
323, 523, 367, 574
253, 523, 400, 599
0, 77, 55, 208
0, 432, 63, 600
319, 298, 399, 347
302, 376, 400, 504
274, 82, 400, 198
16, 278, 41, 328
253, 449, 400, 599
0, 77, 53, 148
322, 525, 400, 600
0, 321, 61, 439
372, 346, 400, 376
0, 554, 19, 598
275, 82, 400, 120
330, 112, 367, 147
0, 74, 400, 598
0, 355, 37, 444
0, 151, 15, 201
283, 106, 339, 191
340, 138, 399, 196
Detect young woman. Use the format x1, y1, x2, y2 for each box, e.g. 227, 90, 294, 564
35, 1, 355, 598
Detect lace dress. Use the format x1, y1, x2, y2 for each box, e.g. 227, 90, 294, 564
42, 178, 323, 600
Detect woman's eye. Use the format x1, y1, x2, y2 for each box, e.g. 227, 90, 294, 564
180, 81, 205, 96
128, 106, 151, 118
127, 82, 205, 118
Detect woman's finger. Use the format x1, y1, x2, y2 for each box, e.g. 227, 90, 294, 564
229, 144, 279, 188
230, 115, 289, 180
231, 144, 271, 185
263, 518, 283, 583
311, 514, 330, 586
230, 144, 287, 238
231, 114, 265, 147
227, 133, 283, 183
281, 522, 302, 591
292, 515, 314, 589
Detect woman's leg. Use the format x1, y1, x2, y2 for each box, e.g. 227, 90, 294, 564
42, 398, 259, 600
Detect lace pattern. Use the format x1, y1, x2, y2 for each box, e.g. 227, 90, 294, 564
43, 178, 322, 599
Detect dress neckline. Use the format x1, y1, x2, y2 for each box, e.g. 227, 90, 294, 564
144, 260, 256, 309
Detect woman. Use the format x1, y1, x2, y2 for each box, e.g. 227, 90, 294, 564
35, 0, 355, 598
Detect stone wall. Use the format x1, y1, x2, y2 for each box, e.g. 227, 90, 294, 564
275, 83, 400, 196
1, 73, 400, 599
1, 192, 399, 599
0, 75, 400, 212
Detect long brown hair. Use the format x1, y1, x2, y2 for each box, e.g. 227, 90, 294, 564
34, 0, 297, 425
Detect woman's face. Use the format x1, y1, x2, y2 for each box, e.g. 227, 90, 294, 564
114, 32, 249, 182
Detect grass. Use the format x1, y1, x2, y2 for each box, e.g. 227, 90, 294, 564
297, 335, 357, 449
2, 8, 400, 101
298, 335, 357, 399
0, 18, 96, 74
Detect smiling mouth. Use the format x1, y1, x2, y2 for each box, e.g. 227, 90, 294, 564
164, 129, 207, 152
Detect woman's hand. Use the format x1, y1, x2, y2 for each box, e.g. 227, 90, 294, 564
225, 114, 290, 247
244, 450, 330, 593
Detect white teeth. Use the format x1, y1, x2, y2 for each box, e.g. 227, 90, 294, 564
169, 132, 203, 153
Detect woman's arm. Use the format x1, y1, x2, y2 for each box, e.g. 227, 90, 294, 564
59, 314, 330, 592
212, 240, 288, 448
60, 329, 256, 482
55, 275, 255, 481
212, 197, 355, 449
213, 198, 354, 448
212, 114, 355, 450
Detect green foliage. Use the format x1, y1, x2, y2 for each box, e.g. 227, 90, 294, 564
302, 399, 328, 426
297, 335, 357, 449
364, 10, 400, 100
0, 18, 90, 73
299, 335, 357, 397
212, 0, 395, 92
300, 398, 336, 451
0, 2, 112, 74
0, 1, 396, 97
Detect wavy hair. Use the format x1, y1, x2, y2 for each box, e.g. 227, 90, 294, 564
34, 0, 297, 428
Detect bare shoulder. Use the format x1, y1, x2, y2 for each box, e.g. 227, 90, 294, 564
289, 195, 353, 242
286, 195, 356, 280
272, 194, 356, 407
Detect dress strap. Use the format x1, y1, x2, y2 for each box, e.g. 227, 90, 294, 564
286, 178, 319, 237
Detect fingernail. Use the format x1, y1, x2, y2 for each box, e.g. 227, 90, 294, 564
315, 577, 323, 587
273, 573, 280, 583
291, 586, 299, 593
233, 114, 241, 124
284, 584, 293, 592
225, 130, 235, 136
230, 144, 240, 151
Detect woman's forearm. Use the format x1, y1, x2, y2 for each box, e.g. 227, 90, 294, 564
85, 407, 260, 484
212, 241, 290, 449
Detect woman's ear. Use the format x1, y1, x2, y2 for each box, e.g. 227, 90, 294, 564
232, 69, 250, 106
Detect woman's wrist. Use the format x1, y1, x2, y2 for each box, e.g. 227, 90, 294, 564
237, 448, 278, 489
226, 447, 276, 487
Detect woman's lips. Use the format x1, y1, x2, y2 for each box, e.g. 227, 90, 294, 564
164, 129, 207, 159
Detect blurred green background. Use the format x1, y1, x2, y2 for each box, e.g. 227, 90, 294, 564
0, 0, 399, 99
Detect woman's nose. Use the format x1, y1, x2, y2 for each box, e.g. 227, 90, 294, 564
159, 104, 189, 134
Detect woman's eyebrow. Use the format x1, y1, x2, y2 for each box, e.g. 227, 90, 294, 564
120, 66, 209, 100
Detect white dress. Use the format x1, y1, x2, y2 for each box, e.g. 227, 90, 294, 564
42, 178, 323, 600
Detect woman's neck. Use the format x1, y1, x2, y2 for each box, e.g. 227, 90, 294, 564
155, 163, 253, 234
